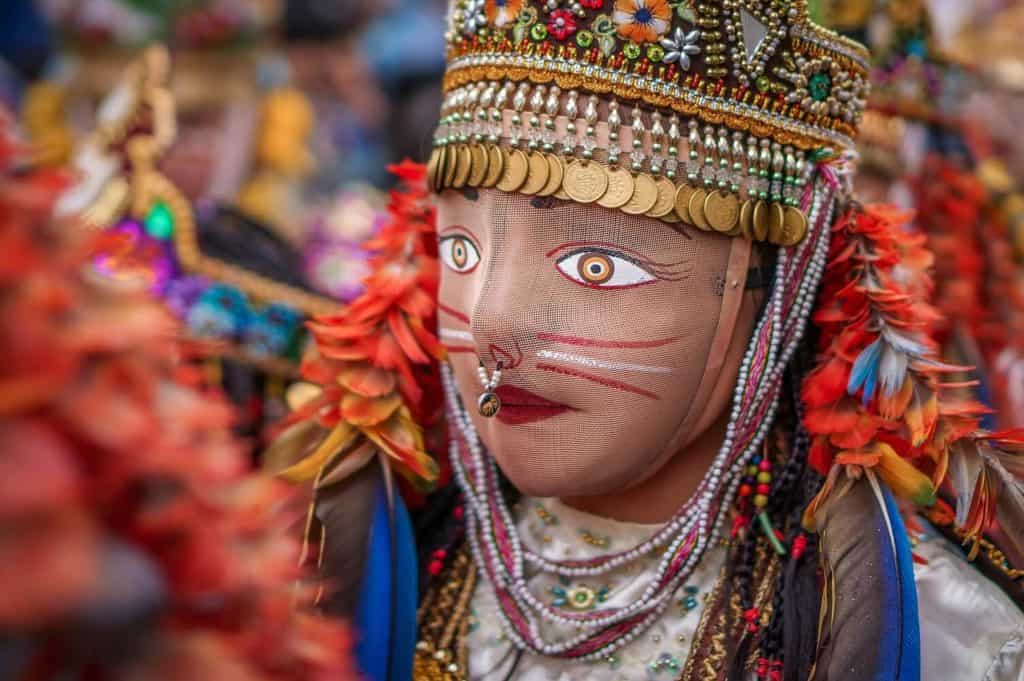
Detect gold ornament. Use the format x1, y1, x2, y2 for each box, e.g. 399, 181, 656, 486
563, 161, 609, 204
598, 166, 636, 209
622, 173, 659, 216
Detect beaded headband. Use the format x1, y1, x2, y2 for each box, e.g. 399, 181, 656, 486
428, 0, 869, 245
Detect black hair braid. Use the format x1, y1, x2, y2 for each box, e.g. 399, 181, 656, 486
413, 481, 465, 592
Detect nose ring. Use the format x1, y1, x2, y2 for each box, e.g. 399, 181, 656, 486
476, 360, 503, 417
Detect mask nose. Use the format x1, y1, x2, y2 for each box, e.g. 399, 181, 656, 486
487, 340, 523, 370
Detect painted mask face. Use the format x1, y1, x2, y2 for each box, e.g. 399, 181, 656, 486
437, 189, 761, 497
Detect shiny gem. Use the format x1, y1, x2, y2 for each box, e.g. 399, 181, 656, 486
530, 23, 549, 41
808, 72, 831, 102
623, 41, 642, 60
144, 201, 174, 240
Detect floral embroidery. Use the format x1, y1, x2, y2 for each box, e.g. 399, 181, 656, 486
486, 0, 523, 28
547, 8, 578, 41
612, 0, 671, 44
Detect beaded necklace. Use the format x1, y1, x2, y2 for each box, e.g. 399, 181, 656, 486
443, 174, 838, 661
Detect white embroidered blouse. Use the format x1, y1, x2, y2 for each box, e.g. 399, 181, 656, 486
465, 498, 1024, 681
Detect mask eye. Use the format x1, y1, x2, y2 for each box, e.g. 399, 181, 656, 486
555, 248, 657, 289
439, 234, 481, 274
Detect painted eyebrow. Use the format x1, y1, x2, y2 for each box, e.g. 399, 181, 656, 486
438, 224, 478, 237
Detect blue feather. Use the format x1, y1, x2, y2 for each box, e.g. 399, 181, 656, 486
355, 469, 419, 681
848, 338, 883, 404
867, 472, 921, 681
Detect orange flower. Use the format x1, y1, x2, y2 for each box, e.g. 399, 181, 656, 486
486, 0, 523, 28
613, 0, 671, 43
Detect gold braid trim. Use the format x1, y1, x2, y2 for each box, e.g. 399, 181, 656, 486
414, 545, 476, 681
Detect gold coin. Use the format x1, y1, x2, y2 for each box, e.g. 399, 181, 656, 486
662, 209, 682, 223
780, 205, 809, 246
482, 145, 505, 187
452, 144, 472, 188
426, 148, 440, 189
767, 202, 786, 244
538, 154, 565, 197
467, 144, 489, 187
751, 200, 769, 242
674, 184, 695, 224
496, 149, 529, 193
443, 144, 459, 188
688, 188, 712, 230
623, 173, 659, 215
563, 160, 609, 204
434, 145, 451, 192
646, 178, 678, 219
738, 199, 755, 240
553, 184, 571, 201
703, 190, 740, 234
597, 166, 636, 209
520, 151, 551, 195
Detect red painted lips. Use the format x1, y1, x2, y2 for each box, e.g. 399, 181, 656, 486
494, 385, 573, 425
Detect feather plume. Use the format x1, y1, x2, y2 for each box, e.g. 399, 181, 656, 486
810, 472, 920, 681
266, 162, 442, 491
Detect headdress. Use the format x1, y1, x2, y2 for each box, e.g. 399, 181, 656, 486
427, 0, 869, 245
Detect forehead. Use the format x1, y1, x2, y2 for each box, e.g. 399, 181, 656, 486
435, 188, 738, 256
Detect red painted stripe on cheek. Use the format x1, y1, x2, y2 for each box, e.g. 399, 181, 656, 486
438, 302, 471, 324
536, 332, 681, 350
536, 363, 661, 400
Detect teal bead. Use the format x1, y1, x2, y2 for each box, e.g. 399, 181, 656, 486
145, 201, 174, 240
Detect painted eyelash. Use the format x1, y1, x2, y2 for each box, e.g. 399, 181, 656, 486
554, 246, 691, 283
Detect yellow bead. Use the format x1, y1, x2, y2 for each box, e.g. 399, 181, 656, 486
754, 494, 769, 508
757, 472, 772, 483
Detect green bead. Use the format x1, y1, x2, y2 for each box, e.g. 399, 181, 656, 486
755, 75, 772, 92
145, 201, 174, 240
646, 44, 665, 62
747, 465, 759, 476
684, 596, 698, 610
808, 72, 832, 102
576, 30, 594, 48
530, 23, 548, 41
623, 41, 641, 60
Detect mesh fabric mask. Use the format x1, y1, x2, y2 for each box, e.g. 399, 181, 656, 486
437, 189, 754, 496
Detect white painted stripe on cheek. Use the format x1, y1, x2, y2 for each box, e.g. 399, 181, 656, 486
440, 328, 475, 342
535, 349, 673, 374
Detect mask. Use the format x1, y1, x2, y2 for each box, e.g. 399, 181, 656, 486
437, 189, 760, 498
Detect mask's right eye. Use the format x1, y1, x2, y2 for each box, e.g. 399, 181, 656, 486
439, 234, 481, 274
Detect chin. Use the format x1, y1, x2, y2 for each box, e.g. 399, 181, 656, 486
490, 446, 640, 499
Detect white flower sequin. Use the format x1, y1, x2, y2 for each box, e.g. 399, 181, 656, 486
660, 26, 701, 70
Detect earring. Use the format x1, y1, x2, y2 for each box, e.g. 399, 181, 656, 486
476, 360, 503, 417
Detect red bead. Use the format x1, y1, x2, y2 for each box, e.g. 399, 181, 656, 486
758, 460, 772, 471
739, 484, 753, 497
453, 505, 464, 520
427, 560, 443, 576
791, 534, 808, 560
743, 607, 759, 623
432, 548, 447, 559
756, 483, 771, 495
